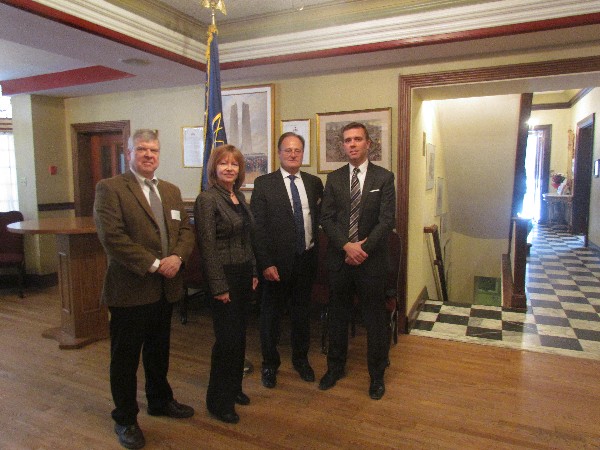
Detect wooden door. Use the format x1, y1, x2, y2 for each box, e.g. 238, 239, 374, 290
572, 114, 594, 242
72, 121, 130, 217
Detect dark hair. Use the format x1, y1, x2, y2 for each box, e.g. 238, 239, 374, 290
206, 144, 246, 190
277, 132, 305, 151
128, 129, 159, 151
341, 122, 371, 142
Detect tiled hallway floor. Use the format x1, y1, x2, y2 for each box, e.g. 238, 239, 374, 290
410, 224, 600, 360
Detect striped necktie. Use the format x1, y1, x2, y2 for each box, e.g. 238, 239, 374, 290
349, 167, 361, 243
288, 175, 306, 254
145, 179, 169, 257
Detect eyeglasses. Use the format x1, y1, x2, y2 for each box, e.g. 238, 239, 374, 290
135, 146, 160, 154
281, 148, 303, 155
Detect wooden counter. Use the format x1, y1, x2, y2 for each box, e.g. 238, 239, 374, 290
8, 217, 108, 349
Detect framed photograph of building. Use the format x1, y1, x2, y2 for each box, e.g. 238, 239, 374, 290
316, 107, 391, 173
222, 84, 274, 189
281, 119, 311, 166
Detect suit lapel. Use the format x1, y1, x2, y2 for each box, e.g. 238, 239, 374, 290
125, 171, 159, 227
360, 163, 376, 215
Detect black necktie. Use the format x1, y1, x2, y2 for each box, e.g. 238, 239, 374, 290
145, 179, 169, 257
349, 167, 361, 243
288, 175, 306, 254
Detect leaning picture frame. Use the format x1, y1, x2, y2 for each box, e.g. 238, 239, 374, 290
281, 119, 311, 166
316, 107, 391, 173
222, 84, 274, 189
182, 126, 203, 168
426, 143, 435, 190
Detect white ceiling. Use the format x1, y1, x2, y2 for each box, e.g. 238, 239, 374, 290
1, 0, 600, 98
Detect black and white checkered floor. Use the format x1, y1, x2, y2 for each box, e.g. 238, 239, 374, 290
410, 224, 600, 360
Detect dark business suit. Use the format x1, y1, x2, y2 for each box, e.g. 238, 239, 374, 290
320, 162, 395, 380
94, 170, 194, 426
194, 184, 256, 415
251, 169, 324, 370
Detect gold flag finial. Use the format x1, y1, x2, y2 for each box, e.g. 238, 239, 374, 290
201, 0, 227, 25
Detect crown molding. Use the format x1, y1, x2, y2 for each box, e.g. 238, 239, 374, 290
22, 0, 600, 66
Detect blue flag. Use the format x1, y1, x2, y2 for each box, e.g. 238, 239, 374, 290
202, 24, 227, 191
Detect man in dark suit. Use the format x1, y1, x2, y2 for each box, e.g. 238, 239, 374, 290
94, 129, 195, 449
251, 132, 324, 389
319, 122, 395, 400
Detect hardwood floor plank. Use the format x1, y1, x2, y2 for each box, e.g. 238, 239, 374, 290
1, 286, 600, 449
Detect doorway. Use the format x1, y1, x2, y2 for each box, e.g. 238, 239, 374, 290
572, 114, 595, 244
522, 125, 552, 222
71, 121, 130, 216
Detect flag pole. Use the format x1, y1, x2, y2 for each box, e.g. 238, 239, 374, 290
200, 0, 227, 191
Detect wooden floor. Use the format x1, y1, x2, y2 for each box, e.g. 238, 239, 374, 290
2, 286, 600, 449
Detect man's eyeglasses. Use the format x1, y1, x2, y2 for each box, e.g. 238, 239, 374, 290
135, 146, 160, 154
281, 148, 303, 155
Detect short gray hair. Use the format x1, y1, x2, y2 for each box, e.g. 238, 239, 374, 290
128, 129, 159, 151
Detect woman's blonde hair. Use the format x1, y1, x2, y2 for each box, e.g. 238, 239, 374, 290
206, 144, 246, 190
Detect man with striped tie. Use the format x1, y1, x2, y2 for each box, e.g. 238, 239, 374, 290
319, 122, 396, 400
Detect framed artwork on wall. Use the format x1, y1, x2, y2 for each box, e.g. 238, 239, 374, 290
281, 119, 311, 166
436, 177, 445, 216
315, 107, 391, 173
426, 143, 435, 190
181, 126, 203, 168
222, 84, 274, 189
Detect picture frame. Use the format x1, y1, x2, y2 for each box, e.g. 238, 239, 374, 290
182, 126, 203, 168
316, 107, 391, 173
222, 84, 274, 189
435, 177, 445, 216
426, 143, 435, 190
281, 119, 311, 166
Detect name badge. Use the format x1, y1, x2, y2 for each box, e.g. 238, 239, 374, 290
171, 210, 181, 221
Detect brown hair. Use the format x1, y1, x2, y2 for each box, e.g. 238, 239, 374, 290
277, 132, 305, 151
206, 144, 246, 190
341, 122, 371, 142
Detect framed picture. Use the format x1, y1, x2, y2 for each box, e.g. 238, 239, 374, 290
436, 177, 445, 216
222, 84, 274, 189
426, 143, 435, 190
316, 107, 391, 173
281, 119, 311, 166
182, 126, 203, 168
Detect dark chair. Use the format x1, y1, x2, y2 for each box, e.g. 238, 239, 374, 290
179, 225, 207, 324
0, 211, 26, 298
313, 229, 401, 354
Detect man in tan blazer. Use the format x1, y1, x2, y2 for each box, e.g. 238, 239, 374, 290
94, 129, 195, 449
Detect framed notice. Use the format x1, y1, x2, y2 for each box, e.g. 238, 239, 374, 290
281, 119, 311, 166
182, 126, 203, 168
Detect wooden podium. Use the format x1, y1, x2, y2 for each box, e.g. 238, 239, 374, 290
8, 217, 108, 349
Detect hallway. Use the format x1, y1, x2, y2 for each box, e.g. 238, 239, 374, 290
411, 223, 600, 360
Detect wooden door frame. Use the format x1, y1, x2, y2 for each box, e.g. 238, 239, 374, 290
71, 120, 130, 217
398, 55, 600, 333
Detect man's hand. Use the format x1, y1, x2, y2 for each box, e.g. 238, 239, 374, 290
262, 266, 280, 282
158, 255, 182, 279
343, 238, 368, 266
215, 292, 230, 303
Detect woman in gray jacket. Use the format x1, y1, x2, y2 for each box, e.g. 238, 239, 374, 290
194, 144, 258, 424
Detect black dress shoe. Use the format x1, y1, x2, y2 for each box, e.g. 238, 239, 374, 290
147, 399, 195, 418
318, 369, 345, 391
261, 368, 277, 388
114, 422, 145, 449
294, 362, 315, 382
369, 379, 385, 400
235, 391, 250, 405
208, 407, 240, 424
